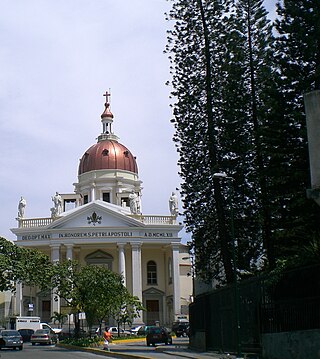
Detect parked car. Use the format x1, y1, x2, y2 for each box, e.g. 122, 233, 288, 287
31, 329, 58, 345
18, 328, 34, 342
0, 330, 23, 350
146, 326, 172, 346
108, 327, 130, 336
134, 325, 152, 336
172, 321, 189, 337
130, 325, 144, 335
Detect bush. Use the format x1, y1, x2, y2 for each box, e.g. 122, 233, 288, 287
60, 336, 102, 347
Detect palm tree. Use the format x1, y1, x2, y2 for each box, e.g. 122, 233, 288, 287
50, 311, 67, 328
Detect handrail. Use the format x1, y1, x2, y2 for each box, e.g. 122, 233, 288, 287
17, 217, 54, 228
17, 215, 177, 228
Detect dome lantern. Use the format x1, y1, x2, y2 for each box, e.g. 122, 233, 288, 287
75, 90, 142, 208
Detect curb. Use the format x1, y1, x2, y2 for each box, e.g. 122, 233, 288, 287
57, 343, 154, 359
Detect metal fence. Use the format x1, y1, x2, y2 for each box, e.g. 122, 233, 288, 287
189, 264, 320, 355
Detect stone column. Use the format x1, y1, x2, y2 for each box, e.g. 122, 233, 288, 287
65, 244, 73, 260
171, 244, 181, 321
50, 245, 61, 314
15, 281, 23, 316
91, 182, 96, 201
131, 242, 143, 324
117, 243, 126, 286
304, 90, 320, 206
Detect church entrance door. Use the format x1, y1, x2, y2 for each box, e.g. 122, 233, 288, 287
146, 300, 159, 325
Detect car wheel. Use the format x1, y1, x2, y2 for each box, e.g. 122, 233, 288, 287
147, 341, 150, 346
32, 343, 36, 346
19, 346, 23, 351
165, 341, 168, 345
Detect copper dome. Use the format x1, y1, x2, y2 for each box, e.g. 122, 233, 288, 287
78, 140, 138, 175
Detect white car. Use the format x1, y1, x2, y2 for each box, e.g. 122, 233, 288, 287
130, 325, 144, 335
108, 327, 130, 336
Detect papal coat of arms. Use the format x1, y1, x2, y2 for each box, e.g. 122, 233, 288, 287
87, 212, 102, 226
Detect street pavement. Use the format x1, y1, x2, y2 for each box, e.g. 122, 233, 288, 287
58, 337, 241, 359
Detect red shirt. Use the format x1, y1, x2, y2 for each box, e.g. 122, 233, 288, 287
103, 330, 111, 341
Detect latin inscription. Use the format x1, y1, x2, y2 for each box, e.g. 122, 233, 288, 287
144, 232, 173, 238
21, 231, 174, 240
58, 231, 133, 238
22, 234, 51, 240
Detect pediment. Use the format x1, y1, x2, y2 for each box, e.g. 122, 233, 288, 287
143, 287, 165, 296
47, 200, 144, 229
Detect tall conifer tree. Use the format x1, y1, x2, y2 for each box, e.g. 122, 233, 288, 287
268, 0, 320, 260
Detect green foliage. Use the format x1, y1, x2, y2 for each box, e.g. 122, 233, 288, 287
61, 335, 102, 347
166, 0, 277, 283
0, 237, 54, 292
53, 261, 143, 332
112, 293, 145, 331
50, 311, 67, 328
167, 0, 320, 285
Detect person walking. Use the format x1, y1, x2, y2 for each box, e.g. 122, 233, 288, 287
103, 327, 112, 351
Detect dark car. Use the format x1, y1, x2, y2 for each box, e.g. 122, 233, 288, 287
18, 329, 34, 342
0, 330, 23, 350
172, 321, 189, 337
146, 326, 172, 346
31, 329, 58, 345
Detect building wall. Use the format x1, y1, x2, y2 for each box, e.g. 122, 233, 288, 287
262, 329, 320, 359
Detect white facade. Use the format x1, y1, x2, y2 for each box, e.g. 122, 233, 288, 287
9, 93, 192, 327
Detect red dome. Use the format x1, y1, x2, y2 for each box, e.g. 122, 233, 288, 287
78, 140, 138, 175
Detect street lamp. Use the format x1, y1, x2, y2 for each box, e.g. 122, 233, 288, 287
213, 172, 242, 358
182, 256, 195, 302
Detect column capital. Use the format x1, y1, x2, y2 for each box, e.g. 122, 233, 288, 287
171, 243, 181, 251
130, 242, 142, 249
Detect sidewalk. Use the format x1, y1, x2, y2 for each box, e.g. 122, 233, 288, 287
156, 344, 234, 359
58, 339, 245, 359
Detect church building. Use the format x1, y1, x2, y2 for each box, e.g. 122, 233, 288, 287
10, 92, 192, 328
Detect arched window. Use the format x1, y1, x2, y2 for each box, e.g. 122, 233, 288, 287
147, 260, 157, 285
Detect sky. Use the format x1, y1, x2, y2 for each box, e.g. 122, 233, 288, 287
0, 0, 277, 242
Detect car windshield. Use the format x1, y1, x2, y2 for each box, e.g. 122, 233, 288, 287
35, 329, 49, 334
1, 331, 20, 336
149, 327, 161, 334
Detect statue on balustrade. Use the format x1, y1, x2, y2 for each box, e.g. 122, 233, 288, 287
169, 192, 178, 217
17, 196, 26, 218
129, 190, 141, 215
51, 192, 63, 216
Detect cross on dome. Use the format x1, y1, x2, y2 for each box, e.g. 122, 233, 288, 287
101, 90, 114, 120
103, 90, 111, 105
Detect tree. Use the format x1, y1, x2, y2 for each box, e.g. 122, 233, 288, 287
166, 0, 277, 282
0, 237, 54, 292
112, 292, 145, 335
212, 0, 276, 272
268, 0, 320, 262
53, 261, 143, 335
166, 0, 236, 284
50, 311, 67, 328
